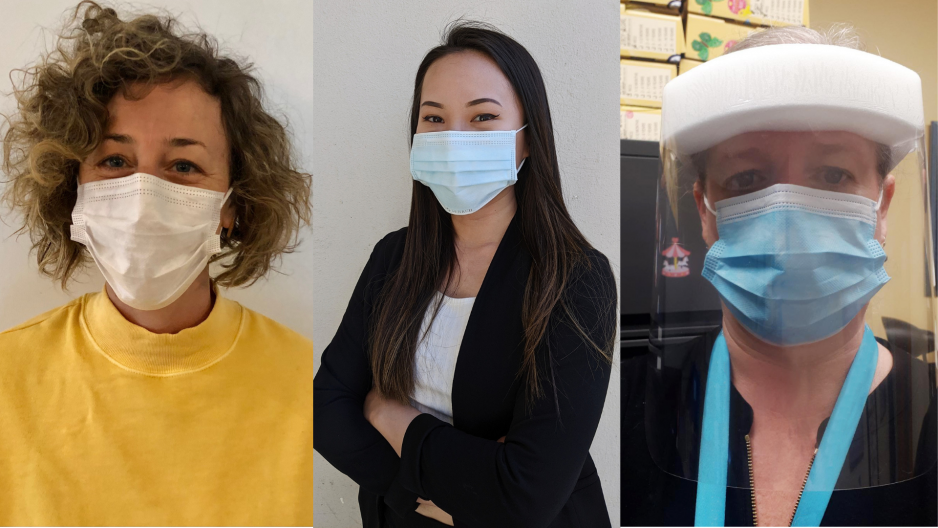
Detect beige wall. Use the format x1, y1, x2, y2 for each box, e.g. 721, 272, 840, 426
811, 1, 938, 334
811, 0, 937, 128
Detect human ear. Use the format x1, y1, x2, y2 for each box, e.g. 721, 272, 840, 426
694, 180, 717, 247
875, 173, 896, 245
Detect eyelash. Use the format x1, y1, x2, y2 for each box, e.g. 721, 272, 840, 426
98, 155, 128, 170
97, 155, 203, 175
421, 113, 501, 124
169, 160, 204, 174
821, 167, 853, 180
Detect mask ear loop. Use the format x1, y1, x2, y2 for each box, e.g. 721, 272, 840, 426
873, 188, 884, 212
219, 187, 235, 239
703, 194, 717, 216
515, 158, 526, 174
873, 187, 886, 248
515, 124, 529, 174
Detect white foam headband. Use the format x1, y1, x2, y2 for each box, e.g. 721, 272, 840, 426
661, 44, 924, 169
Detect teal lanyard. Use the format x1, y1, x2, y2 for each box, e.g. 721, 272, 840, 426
694, 326, 879, 527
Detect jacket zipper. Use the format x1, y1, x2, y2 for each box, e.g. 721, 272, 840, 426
745, 434, 758, 526
788, 447, 818, 526
745, 434, 818, 527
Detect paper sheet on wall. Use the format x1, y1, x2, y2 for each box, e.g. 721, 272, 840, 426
621, 63, 671, 104
621, 14, 679, 55
621, 109, 662, 141
750, 0, 805, 26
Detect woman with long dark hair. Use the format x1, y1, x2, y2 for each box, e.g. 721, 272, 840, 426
314, 22, 617, 528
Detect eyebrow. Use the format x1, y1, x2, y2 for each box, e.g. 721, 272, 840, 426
168, 137, 207, 149
101, 134, 207, 149
466, 98, 501, 107
716, 147, 767, 162
813, 143, 851, 155
103, 134, 134, 144
419, 98, 503, 109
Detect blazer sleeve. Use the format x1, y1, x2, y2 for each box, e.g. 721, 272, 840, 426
313, 232, 419, 516
396, 251, 617, 528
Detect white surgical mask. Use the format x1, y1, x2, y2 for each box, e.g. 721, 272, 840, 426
70, 173, 232, 311
410, 124, 527, 215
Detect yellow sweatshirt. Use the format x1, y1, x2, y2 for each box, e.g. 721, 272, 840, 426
0, 289, 314, 526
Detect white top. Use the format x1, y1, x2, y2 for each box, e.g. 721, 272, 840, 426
411, 292, 475, 424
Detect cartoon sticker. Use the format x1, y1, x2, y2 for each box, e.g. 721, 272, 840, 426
662, 237, 691, 278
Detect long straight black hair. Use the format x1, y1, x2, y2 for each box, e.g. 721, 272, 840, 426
370, 21, 615, 406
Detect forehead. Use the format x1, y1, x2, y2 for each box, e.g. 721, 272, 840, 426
106, 80, 225, 140
420, 50, 516, 104
707, 130, 879, 165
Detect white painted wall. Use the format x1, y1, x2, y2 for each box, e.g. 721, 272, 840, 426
313, 1, 621, 526
0, 1, 314, 341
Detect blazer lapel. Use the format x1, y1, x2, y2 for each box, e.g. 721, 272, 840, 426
450, 213, 530, 438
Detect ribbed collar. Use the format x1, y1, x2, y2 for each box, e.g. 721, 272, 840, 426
81, 287, 243, 376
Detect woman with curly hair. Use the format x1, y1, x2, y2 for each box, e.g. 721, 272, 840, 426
0, 2, 313, 525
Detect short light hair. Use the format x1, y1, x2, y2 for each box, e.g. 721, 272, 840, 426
728, 23, 864, 52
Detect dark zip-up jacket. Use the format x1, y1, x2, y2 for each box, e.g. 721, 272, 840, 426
621, 328, 938, 526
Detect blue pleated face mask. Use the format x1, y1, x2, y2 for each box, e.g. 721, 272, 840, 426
702, 184, 890, 346
410, 124, 527, 215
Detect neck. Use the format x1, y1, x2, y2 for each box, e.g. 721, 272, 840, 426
451, 186, 517, 249
724, 309, 869, 423
106, 267, 215, 334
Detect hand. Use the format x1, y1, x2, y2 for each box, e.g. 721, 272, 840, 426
362, 387, 386, 426
416, 498, 454, 526
363, 388, 422, 456
412, 436, 503, 526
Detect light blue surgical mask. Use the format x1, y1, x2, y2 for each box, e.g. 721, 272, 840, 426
410, 124, 527, 215
702, 184, 889, 345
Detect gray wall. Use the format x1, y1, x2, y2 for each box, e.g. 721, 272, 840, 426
313, 1, 621, 526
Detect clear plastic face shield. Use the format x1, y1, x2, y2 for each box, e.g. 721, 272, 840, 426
647, 43, 936, 514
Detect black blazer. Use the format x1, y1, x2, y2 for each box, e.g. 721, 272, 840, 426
314, 215, 616, 528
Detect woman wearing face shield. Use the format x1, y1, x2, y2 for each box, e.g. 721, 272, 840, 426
621, 26, 937, 526
0, 3, 313, 525
314, 22, 617, 528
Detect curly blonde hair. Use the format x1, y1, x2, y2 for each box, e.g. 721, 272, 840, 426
1, 1, 311, 288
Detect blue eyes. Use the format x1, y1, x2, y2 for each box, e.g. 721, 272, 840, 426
722, 167, 856, 193
104, 156, 125, 168
724, 170, 765, 192
98, 156, 201, 175
821, 168, 851, 185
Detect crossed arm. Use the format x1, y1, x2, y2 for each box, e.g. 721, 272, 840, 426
314, 242, 616, 527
